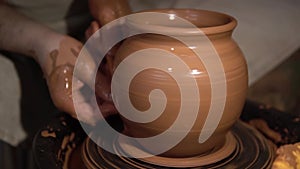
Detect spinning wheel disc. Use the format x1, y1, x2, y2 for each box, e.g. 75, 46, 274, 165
82, 120, 275, 169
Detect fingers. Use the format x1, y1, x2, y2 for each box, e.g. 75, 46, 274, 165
85, 21, 100, 40
46, 64, 88, 123
73, 78, 118, 125
74, 45, 97, 88
105, 43, 121, 76
47, 64, 73, 110
72, 86, 100, 125
95, 51, 115, 101
42, 35, 119, 125
88, 0, 131, 25
97, 97, 118, 118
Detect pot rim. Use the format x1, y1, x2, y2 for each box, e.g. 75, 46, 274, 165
127, 8, 237, 36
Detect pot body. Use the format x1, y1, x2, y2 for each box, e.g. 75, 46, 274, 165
112, 9, 248, 157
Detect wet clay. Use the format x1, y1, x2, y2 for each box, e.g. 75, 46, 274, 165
49, 64, 73, 94
273, 142, 300, 169
47, 48, 75, 100
75, 8, 249, 168
41, 130, 56, 138
113, 9, 248, 157
249, 119, 282, 143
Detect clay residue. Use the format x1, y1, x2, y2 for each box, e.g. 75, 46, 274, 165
49, 50, 59, 76
61, 135, 70, 150
57, 132, 77, 169
69, 132, 75, 142
62, 121, 67, 126
47, 49, 74, 100
249, 118, 282, 143
41, 130, 56, 138
272, 142, 300, 169
63, 144, 74, 169
70, 46, 81, 58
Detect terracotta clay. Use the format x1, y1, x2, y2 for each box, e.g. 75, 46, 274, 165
113, 9, 248, 157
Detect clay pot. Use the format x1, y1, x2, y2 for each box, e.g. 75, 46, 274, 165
112, 9, 248, 157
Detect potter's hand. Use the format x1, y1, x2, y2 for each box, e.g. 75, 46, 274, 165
85, 0, 131, 38
40, 36, 102, 125
85, 0, 127, 117
95, 59, 118, 116
84, 19, 120, 118
0, 3, 108, 125
88, 0, 131, 26
86, 0, 131, 37
85, 0, 130, 72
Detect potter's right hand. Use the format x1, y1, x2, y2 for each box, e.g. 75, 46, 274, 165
88, 0, 131, 26
41, 34, 119, 125
0, 3, 110, 125
39, 35, 105, 125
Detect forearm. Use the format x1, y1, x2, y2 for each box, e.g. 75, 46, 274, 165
0, 4, 66, 69
0, 1, 116, 122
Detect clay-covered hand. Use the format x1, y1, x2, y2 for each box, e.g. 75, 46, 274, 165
41, 36, 101, 125
84, 21, 119, 119
85, 0, 131, 38
85, 21, 100, 41
88, 0, 131, 26
0, 3, 115, 125
95, 58, 118, 116
83, 21, 118, 117
84, 0, 131, 120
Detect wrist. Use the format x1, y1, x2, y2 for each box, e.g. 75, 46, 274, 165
33, 31, 65, 69
36, 34, 98, 89
35, 33, 81, 77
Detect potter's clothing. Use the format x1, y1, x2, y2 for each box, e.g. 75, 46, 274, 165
5, 0, 92, 35
0, 54, 26, 146
1, 0, 300, 146
0, 53, 59, 146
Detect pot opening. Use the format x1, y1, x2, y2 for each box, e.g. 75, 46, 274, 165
129, 9, 236, 35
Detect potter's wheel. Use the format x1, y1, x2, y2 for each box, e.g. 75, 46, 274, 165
33, 101, 300, 169
115, 132, 237, 167
82, 120, 275, 169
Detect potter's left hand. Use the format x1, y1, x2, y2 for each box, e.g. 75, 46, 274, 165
85, 0, 131, 37
84, 21, 119, 119
85, 0, 131, 118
